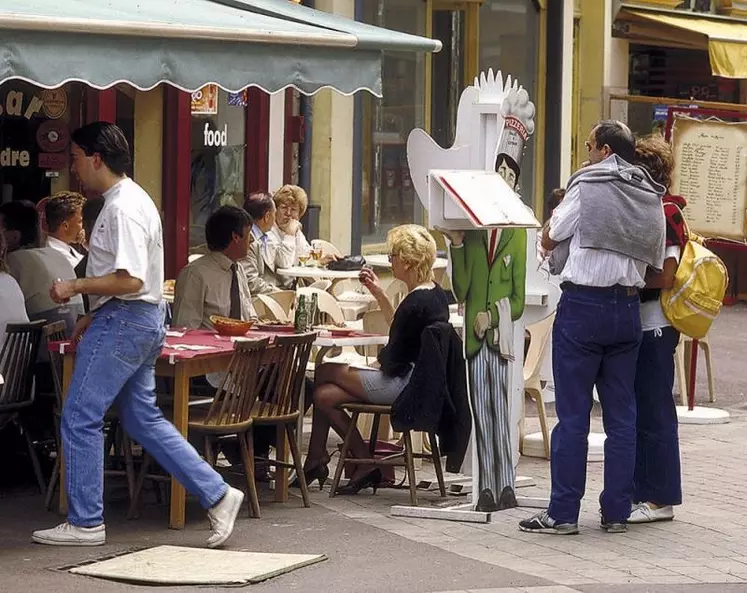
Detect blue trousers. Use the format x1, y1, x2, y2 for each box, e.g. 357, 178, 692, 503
62, 299, 226, 527
634, 326, 682, 506
548, 286, 642, 524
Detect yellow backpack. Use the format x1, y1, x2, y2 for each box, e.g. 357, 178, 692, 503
660, 207, 728, 339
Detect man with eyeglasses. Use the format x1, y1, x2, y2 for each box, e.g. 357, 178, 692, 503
519, 120, 666, 536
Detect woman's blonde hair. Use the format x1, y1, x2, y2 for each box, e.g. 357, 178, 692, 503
273, 184, 308, 217
635, 134, 674, 190
386, 224, 437, 284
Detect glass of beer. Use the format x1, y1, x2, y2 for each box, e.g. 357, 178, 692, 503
310, 242, 323, 265
298, 246, 311, 267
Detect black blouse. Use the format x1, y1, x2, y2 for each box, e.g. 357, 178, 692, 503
378, 284, 450, 377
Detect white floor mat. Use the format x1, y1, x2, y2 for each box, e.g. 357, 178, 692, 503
69, 545, 326, 585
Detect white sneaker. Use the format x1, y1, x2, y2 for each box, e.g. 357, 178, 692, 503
628, 502, 674, 524
206, 486, 244, 548
32, 522, 106, 546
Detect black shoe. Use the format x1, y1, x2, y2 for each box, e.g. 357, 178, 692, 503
335, 469, 382, 495
600, 514, 627, 533
497, 486, 518, 510
519, 511, 579, 535
475, 488, 498, 512
290, 463, 329, 491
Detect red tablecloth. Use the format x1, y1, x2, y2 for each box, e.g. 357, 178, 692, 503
48, 327, 382, 362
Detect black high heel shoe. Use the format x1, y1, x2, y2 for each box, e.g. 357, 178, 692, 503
335, 468, 383, 495
291, 462, 330, 491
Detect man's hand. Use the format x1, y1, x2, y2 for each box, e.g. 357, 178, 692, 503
50, 278, 76, 303
321, 253, 340, 266
71, 314, 93, 343
474, 310, 491, 339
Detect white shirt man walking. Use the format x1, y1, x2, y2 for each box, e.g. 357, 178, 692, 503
33, 122, 243, 548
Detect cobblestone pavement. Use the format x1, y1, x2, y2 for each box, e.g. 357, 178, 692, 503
309, 305, 747, 591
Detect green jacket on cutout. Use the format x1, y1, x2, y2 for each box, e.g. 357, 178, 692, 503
450, 228, 527, 360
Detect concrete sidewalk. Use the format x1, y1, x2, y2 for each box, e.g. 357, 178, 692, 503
1, 306, 745, 592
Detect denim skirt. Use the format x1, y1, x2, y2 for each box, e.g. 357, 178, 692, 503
359, 366, 413, 405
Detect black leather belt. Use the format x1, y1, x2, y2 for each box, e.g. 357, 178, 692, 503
561, 282, 639, 297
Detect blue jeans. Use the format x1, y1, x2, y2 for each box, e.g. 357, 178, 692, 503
634, 326, 682, 506
62, 299, 226, 527
548, 286, 642, 524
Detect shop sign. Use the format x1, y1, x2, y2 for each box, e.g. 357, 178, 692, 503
191, 85, 219, 115
228, 90, 248, 107
41, 88, 68, 119
0, 147, 31, 168
36, 121, 70, 153
39, 153, 68, 169
203, 123, 228, 147
0, 90, 45, 119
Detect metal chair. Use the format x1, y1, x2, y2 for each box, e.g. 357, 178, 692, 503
0, 321, 46, 492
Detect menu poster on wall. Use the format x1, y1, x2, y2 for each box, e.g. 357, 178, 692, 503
670, 116, 747, 240
191, 84, 219, 115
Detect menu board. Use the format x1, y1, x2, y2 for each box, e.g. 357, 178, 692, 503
671, 117, 747, 239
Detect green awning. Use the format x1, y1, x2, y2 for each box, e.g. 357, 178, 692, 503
0, 0, 441, 97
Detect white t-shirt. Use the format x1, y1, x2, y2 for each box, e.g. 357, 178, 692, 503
640, 245, 681, 331
0, 272, 29, 349
86, 178, 164, 310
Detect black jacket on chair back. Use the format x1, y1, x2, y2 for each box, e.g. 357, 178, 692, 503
391, 321, 471, 472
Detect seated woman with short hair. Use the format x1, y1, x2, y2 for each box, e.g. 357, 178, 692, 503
299, 224, 449, 494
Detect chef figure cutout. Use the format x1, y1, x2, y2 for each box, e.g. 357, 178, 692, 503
407, 70, 537, 512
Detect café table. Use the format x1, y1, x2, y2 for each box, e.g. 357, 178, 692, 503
365, 254, 449, 271
52, 326, 387, 529
276, 265, 363, 281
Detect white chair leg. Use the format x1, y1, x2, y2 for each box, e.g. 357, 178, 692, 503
675, 340, 688, 407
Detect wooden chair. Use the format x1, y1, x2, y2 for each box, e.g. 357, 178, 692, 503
248, 333, 317, 514
187, 338, 271, 518
519, 312, 556, 460
44, 321, 140, 511
675, 334, 715, 406
328, 404, 446, 506
0, 321, 46, 492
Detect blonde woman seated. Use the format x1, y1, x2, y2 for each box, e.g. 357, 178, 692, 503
299, 225, 449, 494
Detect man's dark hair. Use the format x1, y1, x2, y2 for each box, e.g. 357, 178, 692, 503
71, 121, 131, 176
0, 200, 40, 248
495, 153, 521, 187
82, 196, 106, 238
243, 192, 274, 222
205, 206, 252, 251
45, 191, 86, 233
593, 120, 635, 163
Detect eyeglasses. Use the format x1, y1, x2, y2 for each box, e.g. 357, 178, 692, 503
585, 141, 592, 152
387, 253, 396, 263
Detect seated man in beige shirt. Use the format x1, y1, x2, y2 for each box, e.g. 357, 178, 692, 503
173, 206, 257, 329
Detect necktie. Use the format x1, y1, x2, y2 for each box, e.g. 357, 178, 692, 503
229, 263, 241, 319
488, 229, 498, 265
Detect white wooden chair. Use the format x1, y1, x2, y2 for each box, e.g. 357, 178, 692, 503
675, 334, 715, 406
384, 279, 408, 309
253, 294, 290, 323
265, 290, 296, 318
519, 312, 556, 460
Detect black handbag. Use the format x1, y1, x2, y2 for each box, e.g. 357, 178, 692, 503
326, 255, 366, 271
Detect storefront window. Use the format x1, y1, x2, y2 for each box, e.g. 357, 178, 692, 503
478, 0, 538, 207
360, 0, 427, 246
189, 86, 247, 254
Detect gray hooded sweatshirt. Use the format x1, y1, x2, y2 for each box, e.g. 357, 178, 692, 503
549, 154, 666, 276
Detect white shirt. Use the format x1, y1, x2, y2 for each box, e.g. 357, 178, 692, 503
86, 178, 164, 309
270, 224, 310, 266
0, 272, 29, 350
46, 235, 83, 268
549, 185, 647, 288
640, 245, 681, 331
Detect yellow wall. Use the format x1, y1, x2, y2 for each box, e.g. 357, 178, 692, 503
572, 0, 607, 171
134, 87, 164, 209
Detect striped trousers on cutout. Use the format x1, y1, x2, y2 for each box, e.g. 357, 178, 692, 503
469, 343, 514, 497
